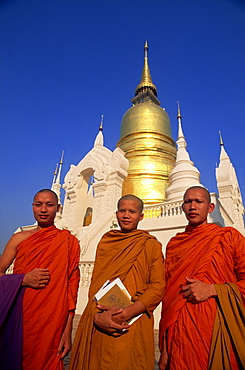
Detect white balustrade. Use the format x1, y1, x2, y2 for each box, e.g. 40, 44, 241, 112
144, 201, 183, 219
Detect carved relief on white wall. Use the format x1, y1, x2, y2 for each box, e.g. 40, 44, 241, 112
80, 262, 94, 287
64, 165, 78, 189
94, 163, 109, 182
79, 233, 90, 257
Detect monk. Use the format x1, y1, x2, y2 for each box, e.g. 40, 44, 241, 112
0, 189, 80, 370
159, 186, 245, 370
69, 194, 165, 370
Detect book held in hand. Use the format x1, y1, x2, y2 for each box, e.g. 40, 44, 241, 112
94, 278, 142, 325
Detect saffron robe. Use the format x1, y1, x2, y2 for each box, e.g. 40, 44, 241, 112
13, 226, 80, 370
209, 283, 245, 369
159, 223, 245, 370
69, 229, 165, 370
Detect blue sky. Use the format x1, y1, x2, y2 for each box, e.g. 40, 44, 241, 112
1, 0, 244, 252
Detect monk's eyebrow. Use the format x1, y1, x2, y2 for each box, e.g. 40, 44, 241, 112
118, 208, 137, 212
184, 198, 204, 203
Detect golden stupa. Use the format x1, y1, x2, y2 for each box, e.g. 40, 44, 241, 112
117, 42, 176, 204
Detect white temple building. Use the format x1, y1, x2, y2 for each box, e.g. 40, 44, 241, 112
52, 115, 244, 319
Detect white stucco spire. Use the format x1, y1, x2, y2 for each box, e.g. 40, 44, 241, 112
94, 115, 104, 146
166, 102, 202, 201
52, 163, 59, 187
56, 150, 64, 184
216, 132, 244, 230
51, 151, 64, 209
218, 130, 229, 160
175, 102, 191, 162
217, 131, 234, 174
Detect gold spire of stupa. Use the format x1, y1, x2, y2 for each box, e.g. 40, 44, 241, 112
117, 42, 176, 204
134, 40, 157, 98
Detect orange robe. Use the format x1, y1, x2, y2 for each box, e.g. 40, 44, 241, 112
159, 223, 245, 370
69, 229, 165, 370
13, 226, 80, 370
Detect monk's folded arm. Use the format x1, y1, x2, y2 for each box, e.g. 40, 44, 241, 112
113, 300, 146, 324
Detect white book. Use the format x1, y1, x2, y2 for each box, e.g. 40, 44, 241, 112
94, 278, 142, 325
95, 277, 131, 301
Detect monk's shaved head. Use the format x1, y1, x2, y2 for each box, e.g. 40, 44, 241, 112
33, 189, 59, 205
118, 194, 144, 213
184, 186, 211, 203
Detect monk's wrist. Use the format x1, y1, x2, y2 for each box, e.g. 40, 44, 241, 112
211, 284, 217, 297
123, 300, 145, 322
118, 308, 128, 322
22, 274, 28, 286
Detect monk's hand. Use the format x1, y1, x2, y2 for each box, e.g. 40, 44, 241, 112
97, 304, 128, 325
94, 305, 130, 336
159, 350, 168, 370
57, 314, 73, 359
57, 328, 72, 359
181, 277, 217, 303
22, 268, 50, 289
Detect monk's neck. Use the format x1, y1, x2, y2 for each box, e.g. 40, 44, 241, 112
186, 223, 212, 232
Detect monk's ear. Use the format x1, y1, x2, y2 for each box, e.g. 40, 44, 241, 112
139, 213, 144, 221
208, 203, 215, 214
57, 204, 61, 212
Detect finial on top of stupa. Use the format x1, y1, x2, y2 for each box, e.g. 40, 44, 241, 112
144, 40, 148, 57
219, 130, 224, 146
94, 116, 104, 146
177, 101, 182, 119
52, 163, 59, 187
177, 101, 184, 138
99, 115, 104, 131
56, 150, 64, 184
51, 150, 64, 205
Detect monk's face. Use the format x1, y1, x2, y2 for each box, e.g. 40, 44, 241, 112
32, 192, 60, 228
116, 199, 144, 232
182, 188, 215, 226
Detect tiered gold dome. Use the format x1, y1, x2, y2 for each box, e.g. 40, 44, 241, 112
120, 101, 172, 138
117, 42, 176, 204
